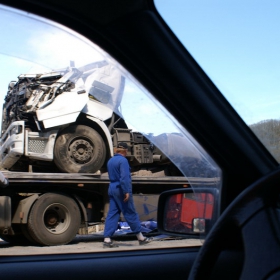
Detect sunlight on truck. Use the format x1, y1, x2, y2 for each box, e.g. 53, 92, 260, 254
0, 61, 178, 174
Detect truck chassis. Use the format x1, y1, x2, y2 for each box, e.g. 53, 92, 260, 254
0, 171, 217, 246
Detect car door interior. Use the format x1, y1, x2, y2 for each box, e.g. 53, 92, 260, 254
188, 168, 280, 280
0, 1, 279, 280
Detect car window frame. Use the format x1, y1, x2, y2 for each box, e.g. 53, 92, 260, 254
0, 0, 278, 265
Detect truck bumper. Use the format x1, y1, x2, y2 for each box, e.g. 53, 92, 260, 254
0, 121, 25, 169
0, 121, 59, 169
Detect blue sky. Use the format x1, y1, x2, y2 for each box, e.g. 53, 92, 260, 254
155, 0, 280, 125
0, 6, 104, 106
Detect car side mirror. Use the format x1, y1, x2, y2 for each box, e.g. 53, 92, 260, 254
157, 188, 219, 236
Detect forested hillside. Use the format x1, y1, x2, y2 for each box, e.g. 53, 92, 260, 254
250, 119, 280, 162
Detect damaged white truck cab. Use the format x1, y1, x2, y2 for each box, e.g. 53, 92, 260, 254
0, 61, 170, 173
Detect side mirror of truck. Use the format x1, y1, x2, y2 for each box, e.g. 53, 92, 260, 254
157, 188, 219, 236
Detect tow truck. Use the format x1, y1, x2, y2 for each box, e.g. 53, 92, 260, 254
0, 170, 217, 246
0, 61, 218, 246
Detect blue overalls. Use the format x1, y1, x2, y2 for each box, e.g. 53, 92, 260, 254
104, 153, 142, 238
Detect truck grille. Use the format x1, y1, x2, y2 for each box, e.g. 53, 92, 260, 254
28, 139, 47, 153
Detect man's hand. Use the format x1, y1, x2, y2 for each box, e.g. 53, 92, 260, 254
124, 193, 129, 202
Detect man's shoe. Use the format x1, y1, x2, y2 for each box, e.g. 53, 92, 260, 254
139, 237, 153, 245
103, 241, 119, 248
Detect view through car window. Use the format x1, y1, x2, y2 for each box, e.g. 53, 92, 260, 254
0, 4, 221, 254
155, 0, 280, 163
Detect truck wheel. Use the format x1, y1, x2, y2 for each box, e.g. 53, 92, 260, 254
54, 125, 106, 173
27, 193, 81, 246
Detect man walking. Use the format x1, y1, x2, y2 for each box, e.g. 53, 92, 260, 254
103, 142, 152, 248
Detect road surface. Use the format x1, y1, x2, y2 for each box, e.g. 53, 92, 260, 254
0, 233, 203, 256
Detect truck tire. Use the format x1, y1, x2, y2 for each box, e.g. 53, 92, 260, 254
21, 224, 40, 245
27, 193, 81, 246
54, 125, 106, 173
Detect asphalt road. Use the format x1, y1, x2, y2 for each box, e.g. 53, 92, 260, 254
0, 233, 203, 256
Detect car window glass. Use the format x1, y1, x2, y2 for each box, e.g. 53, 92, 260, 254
0, 4, 221, 253
155, 0, 280, 163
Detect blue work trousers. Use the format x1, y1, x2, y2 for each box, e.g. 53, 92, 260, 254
104, 185, 141, 238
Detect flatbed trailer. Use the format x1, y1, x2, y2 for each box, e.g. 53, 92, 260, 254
0, 171, 218, 246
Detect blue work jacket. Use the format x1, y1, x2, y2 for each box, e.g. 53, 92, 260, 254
107, 154, 132, 194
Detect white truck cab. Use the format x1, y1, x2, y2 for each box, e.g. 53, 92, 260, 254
0, 61, 170, 174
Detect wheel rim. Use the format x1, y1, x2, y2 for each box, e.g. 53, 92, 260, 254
43, 203, 71, 234
68, 137, 94, 164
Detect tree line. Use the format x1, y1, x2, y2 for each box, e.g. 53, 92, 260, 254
250, 119, 280, 162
